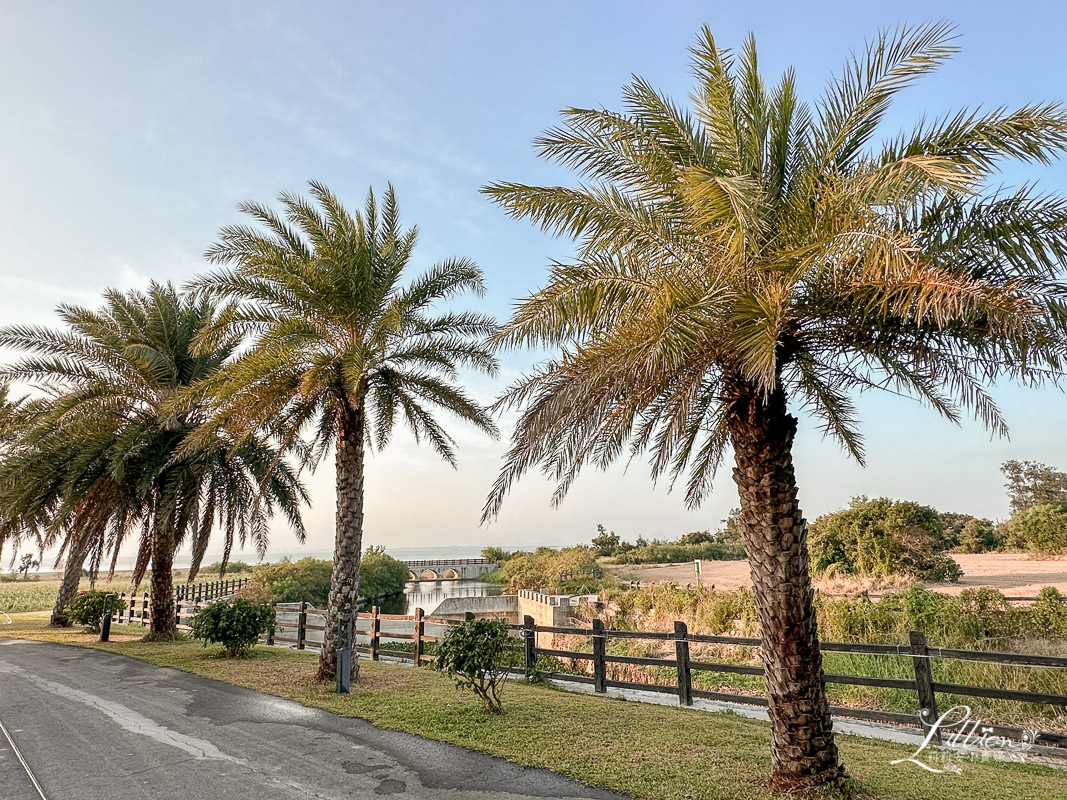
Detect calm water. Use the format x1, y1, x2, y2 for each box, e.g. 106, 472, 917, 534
376, 578, 503, 616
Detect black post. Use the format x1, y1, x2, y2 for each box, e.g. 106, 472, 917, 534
413, 607, 425, 667
674, 620, 693, 707
370, 605, 380, 661
337, 613, 353, 694
99, 593, 115, 642
297, 601, 308, 650
592, 618, 607, 694
909, 630, 941, 743
523, 614, 536, 681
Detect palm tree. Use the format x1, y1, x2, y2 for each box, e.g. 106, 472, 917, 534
193, 181, 499, 681
480, 24, 1067, 788
0, 283, 308, 636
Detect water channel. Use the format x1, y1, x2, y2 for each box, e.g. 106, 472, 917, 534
373, 578, 502, 616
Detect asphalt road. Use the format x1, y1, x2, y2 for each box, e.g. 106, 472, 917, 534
0, 639, 626, 800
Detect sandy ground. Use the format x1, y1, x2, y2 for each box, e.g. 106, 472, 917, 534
605, 552, 1067, 596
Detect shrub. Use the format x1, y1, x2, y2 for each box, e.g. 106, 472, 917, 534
434, 617, 513, 713
591, 524, 622, 556
201, 560, 254, 575
613, 540, 745, 565
809, 497, 962, 582
494, 546, 607, 592
248, 549, 409, 607
1031, 587, 1067, 638
190, 598, 275, 657
999, 502, 1067, 556
250, 558, 333, 605
358, 547, 410, 600
955, 518, 1000, 553
66, 590, 127, 633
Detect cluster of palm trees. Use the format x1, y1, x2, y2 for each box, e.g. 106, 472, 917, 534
2, 23, 1067, 789
0, 184, 500, 672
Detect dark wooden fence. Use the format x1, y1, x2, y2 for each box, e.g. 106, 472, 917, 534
109, 578, 250, 628
265, 607, 1067, 750
267, 603, 443, 665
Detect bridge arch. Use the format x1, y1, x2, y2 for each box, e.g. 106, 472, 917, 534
420, 568, 442, 580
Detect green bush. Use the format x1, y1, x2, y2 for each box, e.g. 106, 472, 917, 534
613, 540, 745, 565
434, 617, 514, 713
809, 497, 962, 582
201, 560, 254, 575
358, 547, 410, 600
66, 590, 127, 633
190, 598, 275, 657
493, 546, 608, 592
999, 502, 1067, 556
250, 558, 333, 605
248, 549, 409, 607
955, 518, 1000, 553
481, 546, 522, 563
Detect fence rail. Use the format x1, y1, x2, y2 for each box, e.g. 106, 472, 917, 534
403, 558, 492, 567
264, 606, 1067, 749
109, 578, 250, 628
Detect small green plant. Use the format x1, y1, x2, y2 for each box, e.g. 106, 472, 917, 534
435, 617, 513, 713
66, 590, 126, 633
190, 598, 275, 657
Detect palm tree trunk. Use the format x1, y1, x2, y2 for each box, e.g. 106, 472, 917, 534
317, 395, 365, 683
49, 537, 88, 627
148, 518, 176, 637
727, 384, 843, 789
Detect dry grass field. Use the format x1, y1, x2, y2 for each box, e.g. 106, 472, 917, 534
607, 552, 1067, 596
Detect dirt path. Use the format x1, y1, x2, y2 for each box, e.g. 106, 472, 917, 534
605, 553, 1067, 596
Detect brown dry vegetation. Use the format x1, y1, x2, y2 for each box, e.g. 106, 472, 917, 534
607, 553, 1067, 596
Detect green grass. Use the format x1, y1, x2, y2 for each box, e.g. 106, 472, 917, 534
2, 614, 1063, 800
0, 583, 58, 613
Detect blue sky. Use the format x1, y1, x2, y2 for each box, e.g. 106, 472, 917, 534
2, 2, 1065, 559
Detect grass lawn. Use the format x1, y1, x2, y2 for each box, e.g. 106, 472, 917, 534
3, 614, 1062, 800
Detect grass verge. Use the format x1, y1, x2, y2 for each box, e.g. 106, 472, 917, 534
2, 614, 1063, 800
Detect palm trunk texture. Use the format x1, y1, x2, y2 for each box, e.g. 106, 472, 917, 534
317, 397, 365, 683
49, 538, 88, 627
727, 384, 843, 788
149, 521, 176, 636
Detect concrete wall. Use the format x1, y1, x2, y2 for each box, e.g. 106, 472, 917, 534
432, 594, 519, 621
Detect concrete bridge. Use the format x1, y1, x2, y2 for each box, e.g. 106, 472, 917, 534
404, 558, 497, 581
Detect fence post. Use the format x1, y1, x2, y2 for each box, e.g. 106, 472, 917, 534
674, 620, 693, 707
413, 607, 425, 667
267, 602, 276, 645
592, 618, 607, 694
296, 601, 308, 650
140, 592, 149, 627
523, 614, 536, 680
370, 605, 380, 661
909, 630, 940, 743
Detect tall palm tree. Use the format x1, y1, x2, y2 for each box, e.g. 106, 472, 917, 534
481, 24, 1067, 788
0, 283, 308, 636
193, 181, 499, 681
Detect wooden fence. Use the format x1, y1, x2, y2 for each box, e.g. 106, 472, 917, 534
109, 578, 250, 628
267, 603, 444, 665
265, 606, 1067, 750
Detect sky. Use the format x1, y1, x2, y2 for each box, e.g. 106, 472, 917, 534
1, 1, 1065, 562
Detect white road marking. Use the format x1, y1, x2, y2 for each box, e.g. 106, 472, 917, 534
0, 660, 244, 763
